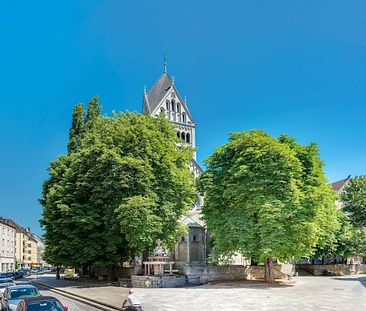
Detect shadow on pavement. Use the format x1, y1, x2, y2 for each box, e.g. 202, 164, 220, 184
332, 276, 366, 288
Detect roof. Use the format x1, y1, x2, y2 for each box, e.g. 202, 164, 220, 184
331, 175, 351, 192
145, 73, 173, 113
181, 216, 203, 228
143, 72, 195, 123
22, 296, 59, 302
0, 218, 16, 229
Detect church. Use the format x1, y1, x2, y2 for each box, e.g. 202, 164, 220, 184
141, 60, 248, 270
141, 60, 208, 270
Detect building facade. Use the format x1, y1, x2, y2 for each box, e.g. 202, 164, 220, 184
1, 219, 38, 269
0, 219, 16, 272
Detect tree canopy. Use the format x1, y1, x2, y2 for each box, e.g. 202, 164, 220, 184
341, 176, 366, 227
199, 130, 339, 282
40, 99, 195, 268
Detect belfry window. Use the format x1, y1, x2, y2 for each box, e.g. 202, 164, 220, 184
177, 103, 181, 113
181, 132, 186, 141
186, 133, 191, 143
171, 99, 175, 112
166, 100, 170, 111
182, 112, 186, 123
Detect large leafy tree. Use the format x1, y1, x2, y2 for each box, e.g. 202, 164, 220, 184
199, 130, 338, 283
341, 176, 366, 227
40, 100, 195, 270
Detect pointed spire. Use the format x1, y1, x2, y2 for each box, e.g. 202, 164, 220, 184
163, 55, 167, 73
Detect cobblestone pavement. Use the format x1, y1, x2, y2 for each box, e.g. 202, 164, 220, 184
31, 274, 366, 311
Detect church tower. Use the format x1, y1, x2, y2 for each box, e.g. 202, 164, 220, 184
142, 59, 208, 269
142, 58, 203, 177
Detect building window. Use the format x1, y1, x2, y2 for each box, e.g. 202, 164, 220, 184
160, 107, 165, 114
177, 131, 180, 138
186, 133, 191, 143
166, 100, 170, 111
192, 235, 197, 242
182, 112, 186, 123
181, 132, 186, 141
181, 236, 185, 242
171, 99, 175, 112
177, 103, 181, 113
171, 92, 176, 98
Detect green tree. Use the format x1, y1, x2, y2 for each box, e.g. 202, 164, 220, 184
199, 130, 338, 283
341, 176, 366, 227
67, 103, 85, 154
40, 105, 195, 270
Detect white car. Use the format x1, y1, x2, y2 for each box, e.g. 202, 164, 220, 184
0, 278, 15, 296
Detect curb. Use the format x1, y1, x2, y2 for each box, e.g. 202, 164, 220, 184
31, 280, 121, 311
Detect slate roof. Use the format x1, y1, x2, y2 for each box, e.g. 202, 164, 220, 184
331, 175, 351, 192
143, 72, 195, 123
145, 73, 173, 113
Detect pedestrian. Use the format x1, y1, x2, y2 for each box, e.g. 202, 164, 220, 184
122, 289, 143, 311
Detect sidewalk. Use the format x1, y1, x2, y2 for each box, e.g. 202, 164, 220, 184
30, 273, 366, 311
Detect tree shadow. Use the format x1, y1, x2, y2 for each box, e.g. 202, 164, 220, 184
332, 276, 366, 288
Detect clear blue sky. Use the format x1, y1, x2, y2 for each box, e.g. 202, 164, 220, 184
1, 0, 365, 235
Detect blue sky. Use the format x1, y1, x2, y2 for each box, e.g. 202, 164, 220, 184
1, 0, 366, 235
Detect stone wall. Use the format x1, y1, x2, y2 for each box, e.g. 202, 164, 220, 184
301, 264, 366, 276
131, 275, 187, 288
184, 265, 289, 284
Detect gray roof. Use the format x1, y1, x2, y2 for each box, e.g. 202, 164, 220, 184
143, 73, 195, 123
181, 216, 203, 228
145, 73, 173, 113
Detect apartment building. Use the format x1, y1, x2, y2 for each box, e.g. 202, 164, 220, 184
0, 218, 16, 272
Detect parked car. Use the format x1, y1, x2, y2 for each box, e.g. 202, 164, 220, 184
4, 273, 16, 280
0, 273, 7, 279
14, 296, 68, 311
0, 278, 15, 296
1, 284, 41, 311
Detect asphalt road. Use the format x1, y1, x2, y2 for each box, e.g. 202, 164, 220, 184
14, 278, 104, 311
34, 284, 104, 311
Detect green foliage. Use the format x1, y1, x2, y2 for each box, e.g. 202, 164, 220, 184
200, 130, 339, 263
341, 176, 366, 227
40, 103, 195, 267
67, 103, 85, 154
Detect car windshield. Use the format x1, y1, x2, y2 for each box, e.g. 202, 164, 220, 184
9, 287, 40, 299
26, 300, 64, 311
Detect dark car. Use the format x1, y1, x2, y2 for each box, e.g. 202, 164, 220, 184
4, 273, 16, 281
14, 296, 68, 311
1, 284, 41, 311
0, 278, 15, 296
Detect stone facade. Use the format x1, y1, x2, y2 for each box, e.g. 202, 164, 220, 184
131, 275, 187, 288
301, 264, 366, 276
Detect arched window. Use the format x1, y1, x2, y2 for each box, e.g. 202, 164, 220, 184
186, 133, 191, 143
160, 107, 165, 114
177, 102, 181, 113
177, 131, 180, 138
182, 112, 186, 123
171, 92, 176, 98
181, 132, 186, 141
166, 100, 170, 111
171, 99, 175, 112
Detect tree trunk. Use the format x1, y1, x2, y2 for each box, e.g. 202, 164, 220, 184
56, 266, 60, 280
264, 257, 275, 283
